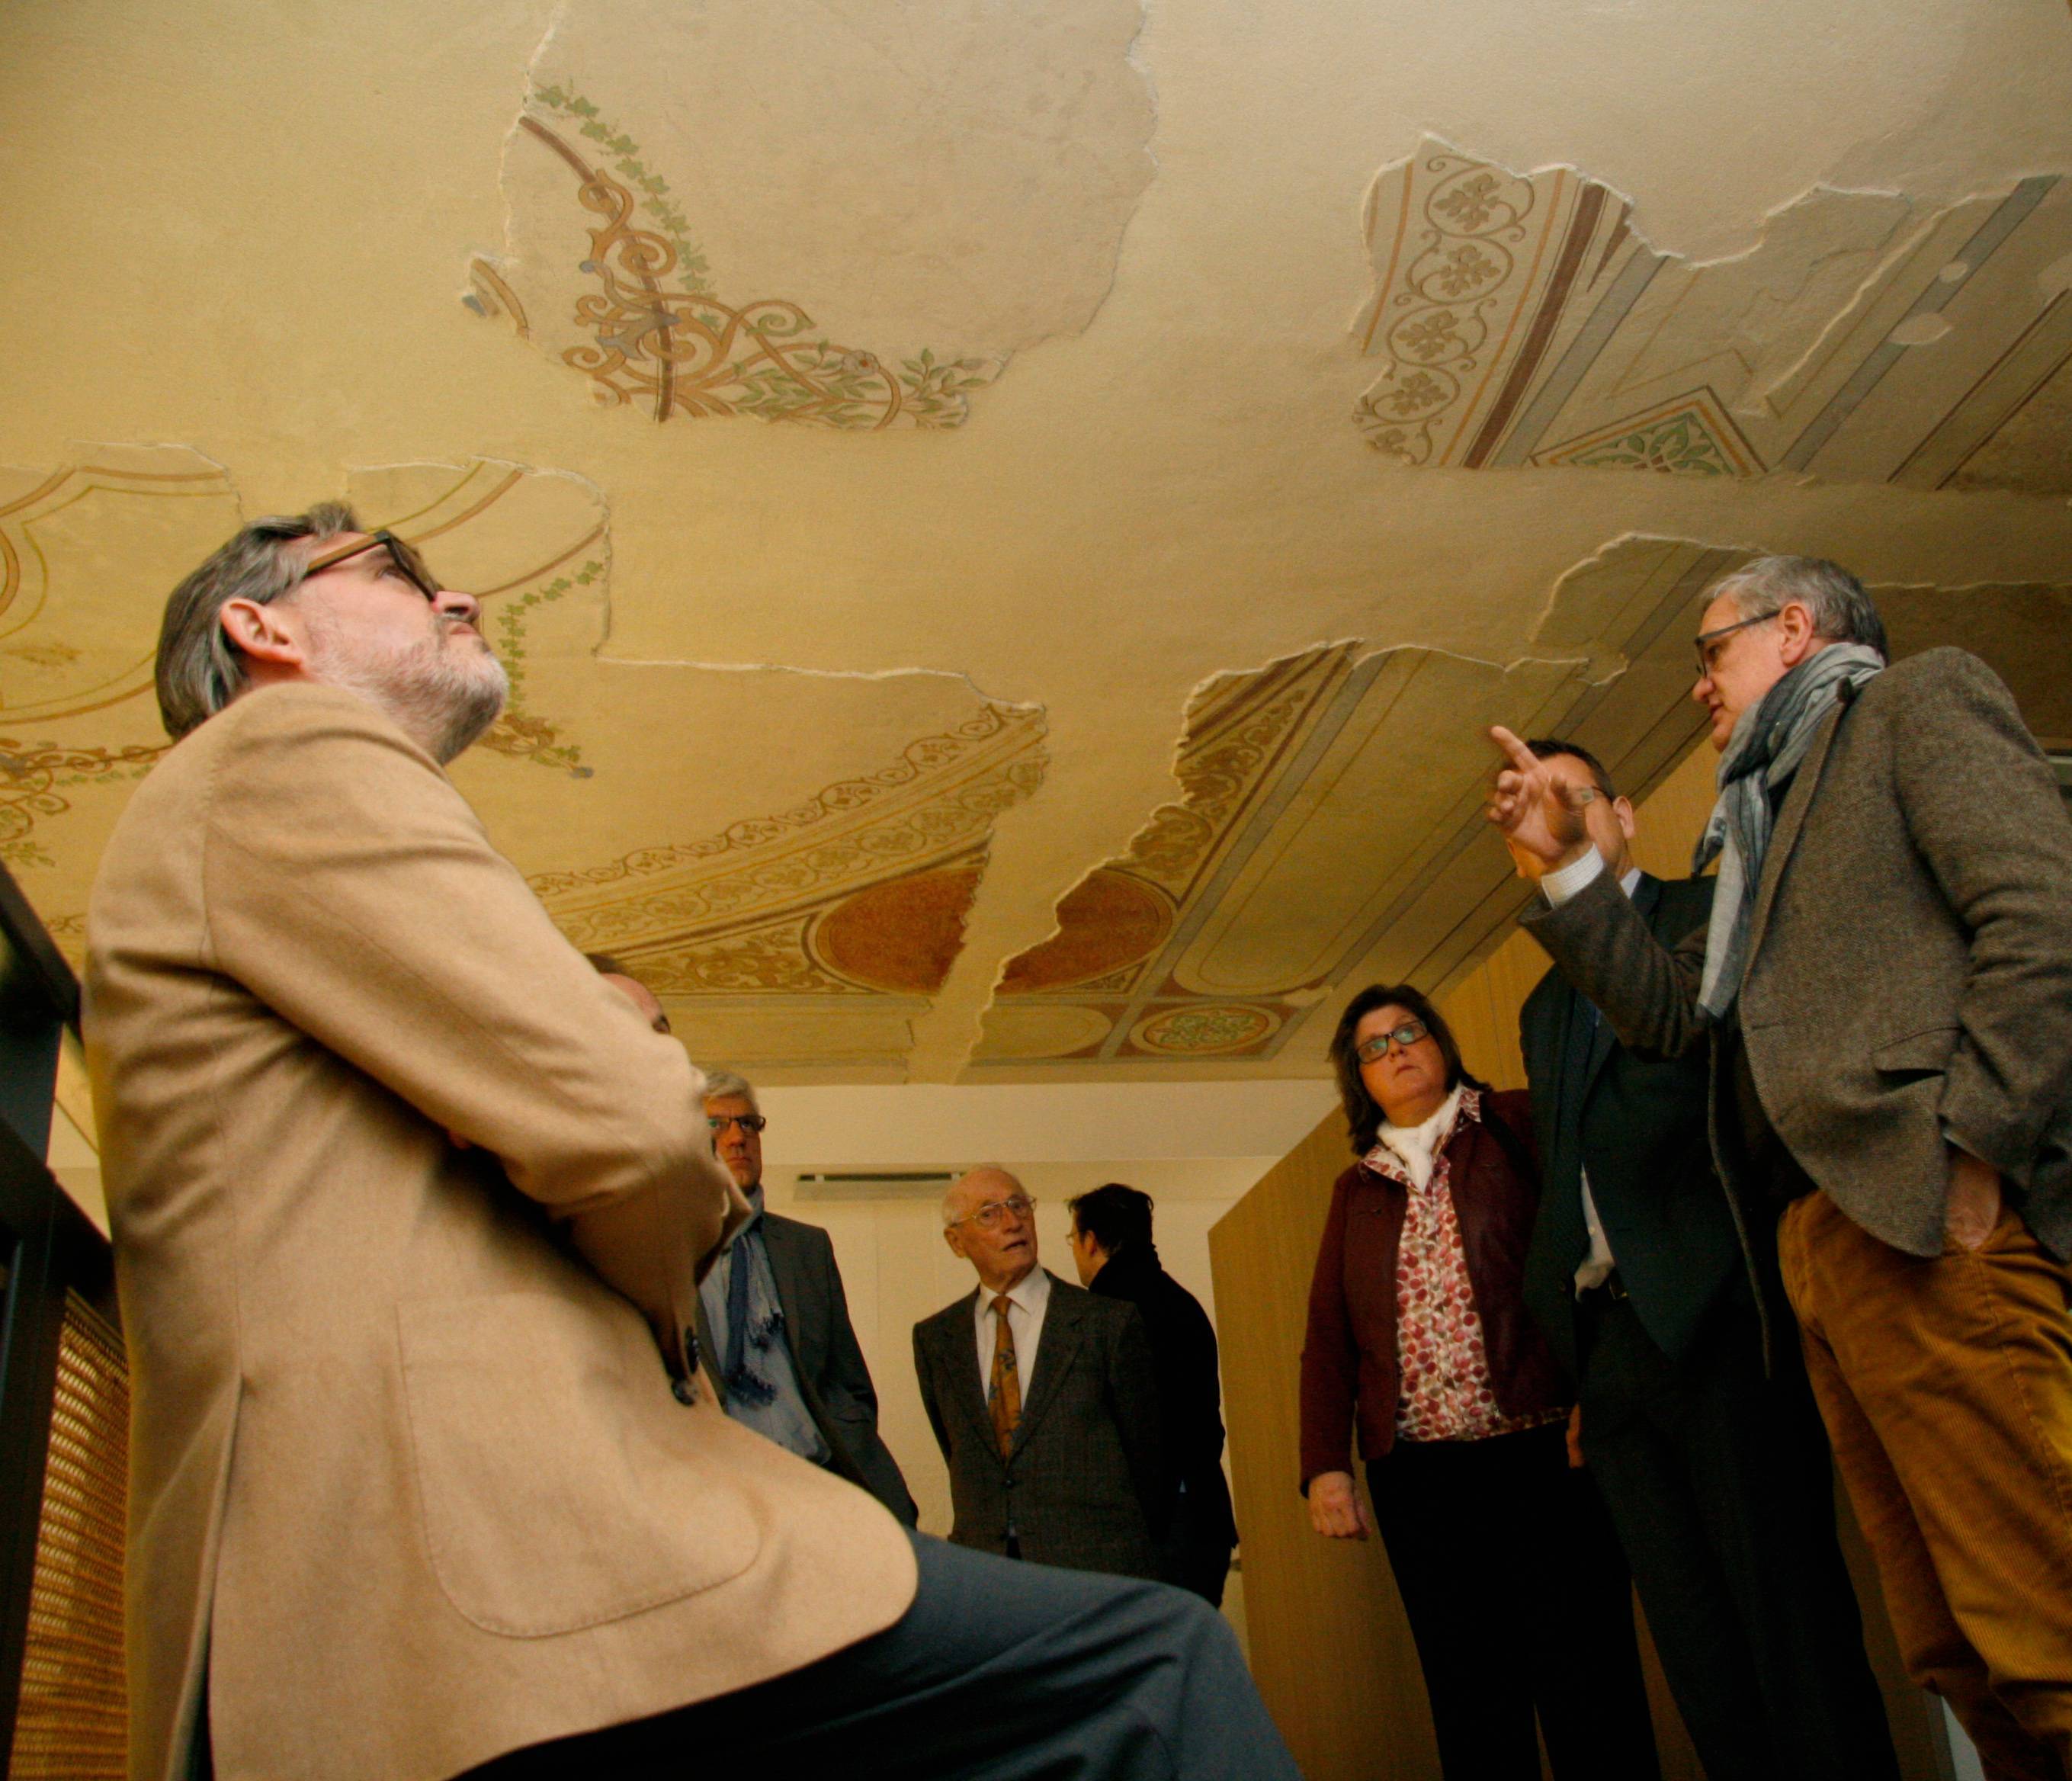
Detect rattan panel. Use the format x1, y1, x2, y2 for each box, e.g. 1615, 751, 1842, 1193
9, 1292, 128, 1779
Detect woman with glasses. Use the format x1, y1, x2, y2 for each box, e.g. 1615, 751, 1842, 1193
1300, 983, 1658, 1780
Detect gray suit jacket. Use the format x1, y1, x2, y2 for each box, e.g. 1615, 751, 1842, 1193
913, 1271, 1170, 1579
1526, 647, 2072, 1262
697, 1208, 919, 1525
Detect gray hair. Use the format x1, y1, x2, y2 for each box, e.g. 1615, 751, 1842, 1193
1707, 555, 1888, 662
155, 502, 361, 740
701, 1070, 759, 1112
942, 1163, 1021, 1227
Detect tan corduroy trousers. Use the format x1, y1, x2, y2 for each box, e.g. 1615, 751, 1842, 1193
1780, 1189, 2072, 1781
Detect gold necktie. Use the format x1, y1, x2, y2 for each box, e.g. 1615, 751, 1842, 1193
987, 1294, 1021, 1459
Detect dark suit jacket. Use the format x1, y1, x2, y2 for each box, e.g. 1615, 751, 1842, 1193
1525, 649, 2072, 1263
1088, 1244, 1237, 1553
913, 1270, 1169, 1579
698, 1208, 919, 1525
1521, 871, 1744, 1380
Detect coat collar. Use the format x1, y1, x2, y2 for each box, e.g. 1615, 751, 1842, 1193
1744, 701, 1847, 972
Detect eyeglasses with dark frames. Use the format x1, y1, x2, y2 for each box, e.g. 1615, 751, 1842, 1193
1355, 1019, 1430, 1064
707, 1113, 767, 1135
301, 529, 443, 603
1692, 609, 1779, 681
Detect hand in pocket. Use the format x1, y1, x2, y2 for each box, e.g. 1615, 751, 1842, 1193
1945, 1146, 2003, 1253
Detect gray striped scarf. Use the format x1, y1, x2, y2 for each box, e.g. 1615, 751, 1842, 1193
1692, 643, 1885, 1019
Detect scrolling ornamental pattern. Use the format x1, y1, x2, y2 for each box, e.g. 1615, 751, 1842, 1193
531, 702, 1046, 954
1352, 152, 1547, 465
489, 87, 1002, 430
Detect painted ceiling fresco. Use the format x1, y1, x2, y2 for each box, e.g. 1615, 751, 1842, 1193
0, 455, 1046, 1075
1353, 140, 2072, 495
7, 0, 2072, 1088
977, 537, 2072, 1073
468, 0, 1155, 429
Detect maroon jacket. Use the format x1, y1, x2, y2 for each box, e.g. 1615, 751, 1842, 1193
1299, 1087, 1567, 1483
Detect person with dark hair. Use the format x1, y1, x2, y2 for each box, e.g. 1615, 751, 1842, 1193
1491, 554, 2072, 1775
1516, 738, 1897, 1781
1067, 1184, 1238, 1604
1301, 984, 1658, 1780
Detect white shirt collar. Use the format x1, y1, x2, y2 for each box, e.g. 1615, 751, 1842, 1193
1619, 865, 1643, 897
983, 1265, 1050, 1316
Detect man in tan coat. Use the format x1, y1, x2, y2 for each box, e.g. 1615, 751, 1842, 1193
88, 508, 1294, 1781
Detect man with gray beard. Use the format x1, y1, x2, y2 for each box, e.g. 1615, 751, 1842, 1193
90, 505, 1294, 1781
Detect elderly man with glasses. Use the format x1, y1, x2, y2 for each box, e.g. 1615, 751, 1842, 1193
1488, 554, 2072, 1780
692, 1068, 919, 1524
913, 1166, 1175, 1579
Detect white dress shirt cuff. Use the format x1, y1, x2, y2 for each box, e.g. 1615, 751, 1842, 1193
1541, 848, 1606, 906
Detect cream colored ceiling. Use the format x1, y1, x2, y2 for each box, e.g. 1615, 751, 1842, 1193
3, 0, 2070, 1084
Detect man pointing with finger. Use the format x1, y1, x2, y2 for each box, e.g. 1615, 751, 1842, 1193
1487, 555, 2072, 1778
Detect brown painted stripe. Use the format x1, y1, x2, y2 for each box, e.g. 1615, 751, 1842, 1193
1464, 181, 1608, 467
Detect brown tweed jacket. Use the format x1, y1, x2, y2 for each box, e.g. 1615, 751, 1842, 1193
1525, 647, 2072, 1261
87, 685, 916, 1781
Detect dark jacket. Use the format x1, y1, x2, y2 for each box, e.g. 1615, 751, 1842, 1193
913, 1270, 1170, 1578
1525, 650, 2072, 1261
1300, 1087, 1565, 1483
695, 1208, 919, 1526
1521, 871, 1745, 1381
1088, 1244, 1239, 1552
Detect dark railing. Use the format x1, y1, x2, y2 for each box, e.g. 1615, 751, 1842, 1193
0, 866, 125, 1777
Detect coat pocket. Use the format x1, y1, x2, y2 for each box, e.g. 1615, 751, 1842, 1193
398, 1291, 762, 1637
1872, 1024, 1961, 1078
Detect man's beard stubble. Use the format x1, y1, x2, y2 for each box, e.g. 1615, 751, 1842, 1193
304, 614, 510, 765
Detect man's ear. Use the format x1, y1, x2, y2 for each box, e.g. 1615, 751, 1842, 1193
1775, 599, 1820, 667
219, 596, 308, 671
1612, 795, 1637, 842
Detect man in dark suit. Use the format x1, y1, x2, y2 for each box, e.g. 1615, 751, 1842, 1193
1516, 740, 1895, 1781
914, 1167, 1170, 1577
1490, 556, 2072, 1778
694, 1067, 918, 1524
1067, 1183, 1237, 1605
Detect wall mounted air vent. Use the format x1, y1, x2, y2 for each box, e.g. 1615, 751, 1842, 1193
793, 1171, 957, 1203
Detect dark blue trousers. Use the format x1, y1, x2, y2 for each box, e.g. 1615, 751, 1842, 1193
461, 1531, 1300, 1780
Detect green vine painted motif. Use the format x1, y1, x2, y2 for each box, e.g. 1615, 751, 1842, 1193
516, 85, 1001, 429
480, 560, 599, 778
533, 85, 712, 296
0, 741, 164, 869
1567, 412, 1734, 477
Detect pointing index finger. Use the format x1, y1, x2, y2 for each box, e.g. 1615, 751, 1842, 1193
1488, 724, 1541, 775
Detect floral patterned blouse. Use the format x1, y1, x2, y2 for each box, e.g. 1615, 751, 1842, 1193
1365, 1087, 1564, 1443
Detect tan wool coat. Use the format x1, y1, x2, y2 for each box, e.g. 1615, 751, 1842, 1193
85, 684, 916, 1781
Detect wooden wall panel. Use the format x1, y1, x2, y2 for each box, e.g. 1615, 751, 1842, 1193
1212, 735, 1954, 1779
1208, 1109, 1441, 1781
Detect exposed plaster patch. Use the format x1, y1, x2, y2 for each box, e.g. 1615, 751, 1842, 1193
1349, 138, 2072, 497
465, 0, 1156, 429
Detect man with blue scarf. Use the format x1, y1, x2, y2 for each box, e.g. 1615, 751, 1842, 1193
1487, 557, 2072, 1781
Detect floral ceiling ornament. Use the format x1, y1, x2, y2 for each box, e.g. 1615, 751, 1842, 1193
1349, 138, 2072, 496
472, 87, 1002, 430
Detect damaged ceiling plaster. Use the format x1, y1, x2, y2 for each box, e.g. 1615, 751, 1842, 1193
973, 534, 2072, 1078
1353, 139, 2072, 497
6, 0, 2072, 1089
467, 0, 1156, 429
0, 455, 1047, 1076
